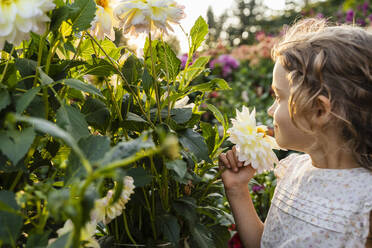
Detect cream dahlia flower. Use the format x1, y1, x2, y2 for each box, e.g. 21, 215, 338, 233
91, 176, 135, 224
91, 0, 117, 40
0, 0, 55, 50
227, 106, 280, 174
114, 0, 185, 36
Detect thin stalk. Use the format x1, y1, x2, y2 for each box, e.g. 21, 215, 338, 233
85, 32, 154, 127
148, 31, 162, 123
9, 171, 22, 191
0, 46, 15, 84
142, 188, 157, 240
123, 210, 137, 244
72, 31, 85, 60
161, 161, 169, 211
160, 35, 172, 123
33, 30, 48, 87
115, 218, 119, 241
179, 24, 192, 90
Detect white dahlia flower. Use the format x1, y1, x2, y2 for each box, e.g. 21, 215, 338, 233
91, 0, 117, 40
227, 106, 280, 174
91, 176, 135, 224
0, 0, 55, 50
114, 0, 185, 36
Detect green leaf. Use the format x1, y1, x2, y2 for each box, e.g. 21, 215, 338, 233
127, 167, 152, 187
50, 6, 70, 32
179, 129, 211, 163
200, 122, 216, 155
169, 108, 192, 125
158, 214, 180, 247
190, 224, 214, 248
65, 135, 110, 184
100, 133, 155, 165
185, 56, 210, 83
0, 191, 22, 246
81, 98, 110, 130
15, 58, 37, 77
0, 127, 35, 165
26, 231, 51, 248
61, 78, 103, 97
0, 89, 11, 112
69, 0, 96, 32
190, 16, 209, 52
141, 68, 153, 94
121, 55, 142, 84
206, 103, 225, 128
56, 105, 90, 141
85, 59, 116, 76
47, 232, 71, 248
190, 78, 230, 93
14, 115, 83, 158
37, 67, 54, 85
166, 159, 187, 178
173, 197, 197, 224
158, 42, 181, 81
16, 87, 41, 113
211, 225, 231, 248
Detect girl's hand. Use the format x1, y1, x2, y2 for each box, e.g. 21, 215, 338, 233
219, 146, 256, 191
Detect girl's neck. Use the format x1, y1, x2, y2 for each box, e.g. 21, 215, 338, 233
306, 141, 360, 170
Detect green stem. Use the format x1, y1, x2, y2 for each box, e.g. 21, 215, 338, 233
123, 210, 137, 244
162, 160, 169, 211
160, 35, 172, 123
148, 32, 162, 124
85, 32, 154, 127
142, 188, 157, 240
33, 30, 48, 87
9, 171, 22, 191
72, 31, 85, 61
0, 46, 15, 84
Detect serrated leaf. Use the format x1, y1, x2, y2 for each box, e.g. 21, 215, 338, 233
70, 0, 96, 32
37, 67, 54, 85
185, 56, 210, 83
171, 108, 193, 124
56, 105, 90, 141
211, 225, 230, 248
190, 78, 230, 93
51, 6, 70, 32
65, 135, 110, 184
166, 160, 187, 178
190, 16, 208, 51
158, 214, 180, 247
206, 104, 225, 128
100, 133, 155, 165
141, 68, 153, 94
127, 167, 152, 187
14, 115, 83, 159
0, 191, 22, 246
0, 89, 11, 112
190, 224, 214, 248
85, 59, 116, 76
61, 78, 103, 97
173, 197, 197, 224
158, 42, 181, 81
200, 122, 216, 154
179, 129, 211, 163
81, 98, 110, 130
0, 127, 35, 165
122, 55, 142, 84
16, 87, 41, 113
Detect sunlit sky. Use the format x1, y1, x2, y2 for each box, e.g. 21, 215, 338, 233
128, 0, 287, 54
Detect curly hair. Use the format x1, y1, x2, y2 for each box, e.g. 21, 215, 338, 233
272, 18, 372, 171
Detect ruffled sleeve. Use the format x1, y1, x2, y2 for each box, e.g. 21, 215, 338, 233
274, 153, 300, 181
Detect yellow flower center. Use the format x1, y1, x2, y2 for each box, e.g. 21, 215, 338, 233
1, 0, 16, 5
257, 127, 266, 137
96, 0, 109, 8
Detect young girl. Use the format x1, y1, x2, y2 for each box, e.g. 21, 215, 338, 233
219, 18, 372, 248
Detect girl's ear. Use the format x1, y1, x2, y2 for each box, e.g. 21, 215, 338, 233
312, 95, 332, 126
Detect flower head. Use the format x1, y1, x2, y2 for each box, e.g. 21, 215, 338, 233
0, 0, 55, 49
91, 0, 117, 40
114, 0, 185, 36
227, 106, 280, 174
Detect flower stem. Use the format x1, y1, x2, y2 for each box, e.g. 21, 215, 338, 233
33, 30, 48, 87
142, 188, 157, 240
160, 35, 172, 123
85, 32, 154, 127
0, 46, 15, 84
148, 31, 162, 123
123, 210, 137, 244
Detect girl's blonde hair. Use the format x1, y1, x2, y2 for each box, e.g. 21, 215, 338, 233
272, 18, 372, 170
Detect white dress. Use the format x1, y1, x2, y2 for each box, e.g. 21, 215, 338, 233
260, 153, 372, 248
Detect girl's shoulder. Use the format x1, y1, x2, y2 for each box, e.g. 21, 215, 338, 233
274, 152, 308, 180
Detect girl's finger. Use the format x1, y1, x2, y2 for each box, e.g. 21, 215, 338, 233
232, 146, 242, 167
219, 153, 230, 169
226, 150, 238, 172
